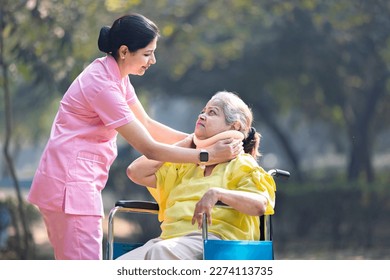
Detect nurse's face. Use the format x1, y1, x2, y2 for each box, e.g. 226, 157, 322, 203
119, 37, 157, 77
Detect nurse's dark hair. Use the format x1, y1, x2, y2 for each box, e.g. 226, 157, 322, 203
98, 13, 160, 59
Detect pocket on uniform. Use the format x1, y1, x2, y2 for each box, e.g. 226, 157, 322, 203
69, 151, 106, 182
64, 182, 103, 216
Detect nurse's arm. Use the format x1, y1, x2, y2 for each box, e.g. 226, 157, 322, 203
130, 99, 188, 144
117, 119, 240, 169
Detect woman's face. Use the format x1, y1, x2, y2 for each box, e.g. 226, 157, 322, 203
121, 37, 157, 76
194, 100, 233, 140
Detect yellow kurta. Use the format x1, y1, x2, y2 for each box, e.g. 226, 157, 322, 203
147, 154, 276, 241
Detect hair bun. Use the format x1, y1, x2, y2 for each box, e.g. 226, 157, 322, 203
98, 26, 111, 53
243, 127, 256, 146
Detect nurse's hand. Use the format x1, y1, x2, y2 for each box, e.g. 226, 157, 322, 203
207, 138, 243, 165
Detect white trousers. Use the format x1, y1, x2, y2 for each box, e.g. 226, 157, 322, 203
116, 232, 221, 260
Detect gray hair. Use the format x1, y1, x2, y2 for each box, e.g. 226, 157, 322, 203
210, 90, 261, 159
209, 91, 252, 137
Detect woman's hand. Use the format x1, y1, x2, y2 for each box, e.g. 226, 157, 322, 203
207, 138, 243, 165
192, 188, 268, 229
191, 188, 220, 229
174, 133, 195, 148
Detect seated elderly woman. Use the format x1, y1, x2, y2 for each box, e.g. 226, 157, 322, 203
117, 90, 276, 260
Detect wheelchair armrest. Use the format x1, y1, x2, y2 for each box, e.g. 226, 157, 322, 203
267, 168, 290, 179
115, 200, 159, 212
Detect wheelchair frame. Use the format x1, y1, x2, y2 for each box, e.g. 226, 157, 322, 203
106, 168, 290, 260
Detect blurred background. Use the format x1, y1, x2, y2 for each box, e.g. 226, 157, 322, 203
1, 0, 389, 260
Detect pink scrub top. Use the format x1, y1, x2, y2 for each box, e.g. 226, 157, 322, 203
28, 55, 137, 217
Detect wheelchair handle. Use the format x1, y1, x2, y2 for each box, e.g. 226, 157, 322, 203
267, 168, 290, 179
202, 214, 208, 240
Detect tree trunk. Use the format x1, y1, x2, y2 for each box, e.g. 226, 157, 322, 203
250, 98, 303, 182
1, 8, 34, 259
347, 122, 374, 182
346, 68, 387, 182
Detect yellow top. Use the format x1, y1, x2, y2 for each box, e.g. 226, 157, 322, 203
147, 154, 276, 241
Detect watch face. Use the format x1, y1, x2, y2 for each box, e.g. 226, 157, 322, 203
200, 151, 209, 162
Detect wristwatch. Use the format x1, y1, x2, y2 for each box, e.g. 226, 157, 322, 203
199, 149, 209, 162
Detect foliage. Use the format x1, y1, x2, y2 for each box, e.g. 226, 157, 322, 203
1, 0, 390, 184
115, 0, 390, 182
275, 185, 390, 257
0, 0, 108, 143
0, 196, 42, 259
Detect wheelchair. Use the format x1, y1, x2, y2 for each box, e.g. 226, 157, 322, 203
106, 168, 290, 260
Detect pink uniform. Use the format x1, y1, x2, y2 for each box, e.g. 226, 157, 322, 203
28, 55, 137, 259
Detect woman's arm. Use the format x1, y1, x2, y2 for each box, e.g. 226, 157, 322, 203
127, 134, 194, 188
130, 99, 188, 144
191, 188, 268, 229
117, 119, 242, 166
126, 156, 161, 188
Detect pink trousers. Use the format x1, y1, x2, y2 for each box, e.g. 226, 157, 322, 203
39, 208, 103, 260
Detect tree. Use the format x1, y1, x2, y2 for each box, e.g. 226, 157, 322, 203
1, 0, 33, 260
268, 0, 390, 182
117, 0, 390, 183
104, 0, 306, 179
0, 0, 107, 258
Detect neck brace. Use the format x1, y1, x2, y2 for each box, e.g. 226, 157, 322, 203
193, 130, 244, 149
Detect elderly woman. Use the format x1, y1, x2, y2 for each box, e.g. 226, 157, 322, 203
118, 91, 276, 260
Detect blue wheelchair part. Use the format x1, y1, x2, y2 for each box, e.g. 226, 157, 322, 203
203, 240, 273, 260
112, 242, 144, 260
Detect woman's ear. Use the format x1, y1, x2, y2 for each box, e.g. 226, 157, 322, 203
232, 121, 241, 131
119, 45, 128, 59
